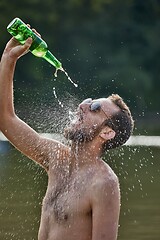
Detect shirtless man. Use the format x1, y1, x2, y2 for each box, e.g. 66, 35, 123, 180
0, 36, 134, 240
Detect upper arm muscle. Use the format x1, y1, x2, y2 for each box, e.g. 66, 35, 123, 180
91, 176, 120, 240
1, 115, 62, 171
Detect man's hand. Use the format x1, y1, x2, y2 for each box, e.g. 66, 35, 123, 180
3, 37, 33, 60
3, 23, 42, 61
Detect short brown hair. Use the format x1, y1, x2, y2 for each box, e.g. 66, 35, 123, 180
102, 94, 134, 151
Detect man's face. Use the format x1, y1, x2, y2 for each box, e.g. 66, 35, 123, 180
64, 97, 119, 143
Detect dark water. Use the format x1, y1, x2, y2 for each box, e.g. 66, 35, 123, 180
0, 144, 160, 240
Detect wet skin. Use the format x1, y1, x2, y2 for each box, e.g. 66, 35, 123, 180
38, 146, 120, 240
0, 37, 120, 240
37, 97, 120, 240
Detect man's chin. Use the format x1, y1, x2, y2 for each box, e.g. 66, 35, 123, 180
64, 127, 84, 142
64, 127, 95, 143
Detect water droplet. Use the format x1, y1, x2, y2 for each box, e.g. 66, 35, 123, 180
54, 68, 59, 78
53, 87, 63, 108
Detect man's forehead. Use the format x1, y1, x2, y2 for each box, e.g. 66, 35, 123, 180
95, 97, 120, 114
93, 97, 111, 104
94, 97, 108, 102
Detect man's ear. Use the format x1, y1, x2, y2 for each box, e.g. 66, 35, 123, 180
99, 126, 115, 141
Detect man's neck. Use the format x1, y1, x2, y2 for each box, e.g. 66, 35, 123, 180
69, 139, 103, 169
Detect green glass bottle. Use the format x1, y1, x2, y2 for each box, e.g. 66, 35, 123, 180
7, 17, 62, 70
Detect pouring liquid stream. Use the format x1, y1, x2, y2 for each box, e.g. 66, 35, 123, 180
53, 66, 78, 110
53, 86, 77, 124
53, 86, 64, 108
54, 67, 78, 88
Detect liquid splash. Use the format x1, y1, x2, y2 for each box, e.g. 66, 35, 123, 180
68, 110, 75, 122
53, 87, 64, 108
68, 110, 78, 125
61, 68, 78, 88
54, 67, 78, 88
54, 68, 59, 78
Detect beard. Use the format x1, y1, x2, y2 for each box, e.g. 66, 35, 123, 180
64, 124, 100, 143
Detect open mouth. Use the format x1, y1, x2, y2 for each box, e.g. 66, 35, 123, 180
69, 109, 83, 124
76, 110, 83, 122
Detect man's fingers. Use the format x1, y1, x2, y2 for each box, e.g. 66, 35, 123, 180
27, 24, 31, 28
32, 28, 41, 38
25, 37, 33, 48
26, 23, 41, 38
19, 37, 32, 56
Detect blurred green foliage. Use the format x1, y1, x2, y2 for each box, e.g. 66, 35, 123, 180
0, 0, 160, 117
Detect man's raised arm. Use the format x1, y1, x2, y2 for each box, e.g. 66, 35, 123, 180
0, 37, 61, 171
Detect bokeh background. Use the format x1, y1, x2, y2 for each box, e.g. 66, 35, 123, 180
0, 0, 160, 240
0, 0, 160, 135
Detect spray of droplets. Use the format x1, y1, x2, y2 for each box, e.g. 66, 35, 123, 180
53, 66, 78, 109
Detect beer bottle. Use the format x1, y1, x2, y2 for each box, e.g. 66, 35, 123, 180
7, 17, 62, 70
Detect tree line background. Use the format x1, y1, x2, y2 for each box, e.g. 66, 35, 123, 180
0, 0, 160, 134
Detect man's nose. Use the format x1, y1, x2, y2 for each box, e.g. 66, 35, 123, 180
79, 102, 90, 112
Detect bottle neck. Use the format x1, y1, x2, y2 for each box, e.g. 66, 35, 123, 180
43, 50, 62, 70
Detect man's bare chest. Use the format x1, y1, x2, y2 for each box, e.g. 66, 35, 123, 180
42, 172, 91, 223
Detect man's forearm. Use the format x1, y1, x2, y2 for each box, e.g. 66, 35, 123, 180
0, 54, 16, 125
0, 37, 32, 128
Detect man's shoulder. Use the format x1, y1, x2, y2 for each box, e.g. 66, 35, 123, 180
91, 160, 119, 194
97, 160, 118, 181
